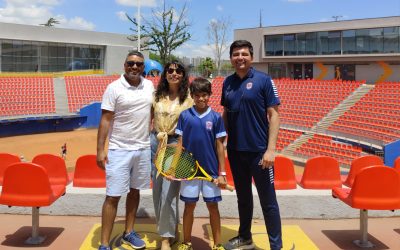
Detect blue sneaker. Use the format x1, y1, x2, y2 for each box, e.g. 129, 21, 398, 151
98, 245, 111, 250
121, 231, 146, 249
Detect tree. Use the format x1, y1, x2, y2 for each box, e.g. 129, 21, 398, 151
198, 57, 215, 78
207, 17, 231, 76
40, 17, 60, 27
126, 1, 191, 65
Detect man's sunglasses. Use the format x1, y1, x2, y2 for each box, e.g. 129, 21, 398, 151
126, 61, 144, 67
167, 68, 184, 75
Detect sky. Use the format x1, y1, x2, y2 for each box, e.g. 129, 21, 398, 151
0, 0, 399, 60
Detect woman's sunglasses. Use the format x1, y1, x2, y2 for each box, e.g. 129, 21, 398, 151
167, 68, 184, 75
126, 61, 144, 67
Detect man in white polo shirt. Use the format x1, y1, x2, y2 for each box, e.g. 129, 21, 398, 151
97, 51, 154, 250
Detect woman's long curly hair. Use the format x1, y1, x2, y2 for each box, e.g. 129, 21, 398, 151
154, 60, 190, 104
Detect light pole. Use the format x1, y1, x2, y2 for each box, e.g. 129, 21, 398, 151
332, 15, 343, 21
137, 0, 141, 51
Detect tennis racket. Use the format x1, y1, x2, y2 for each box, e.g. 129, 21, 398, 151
155, 144, 234, 191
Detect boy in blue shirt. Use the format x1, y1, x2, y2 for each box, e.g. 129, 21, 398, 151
175, 77, 227, 250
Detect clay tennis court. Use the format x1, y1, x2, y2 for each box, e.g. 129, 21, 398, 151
0, 129, 98, 172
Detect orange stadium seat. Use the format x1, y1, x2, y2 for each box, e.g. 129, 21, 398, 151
274, 156, 297, 190
394, 156, 400, 172
342, 155, 383, 187
297, 156, 342, 189
72, 155, 106, 188
224, 157, 235, 188
0, 162, 65, 244
332, 166, 400, 248
0, 153, 21, 185
32, 154, 72, 186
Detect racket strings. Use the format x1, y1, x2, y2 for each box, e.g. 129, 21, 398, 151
156, 146, 197, 179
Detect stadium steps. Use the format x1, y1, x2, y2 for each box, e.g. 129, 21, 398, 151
53, 77, 71, 115
281, 84, 374, 164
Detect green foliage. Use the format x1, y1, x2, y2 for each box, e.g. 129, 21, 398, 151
198, 57, 215, 77
40, 17, 60, 27
126, 2, 191, 65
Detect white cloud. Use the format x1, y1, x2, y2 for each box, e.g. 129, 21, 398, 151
175, 42, 230, 60
0, 0, 95, 30
115, 0, 157, 7
216, 5, 223, 12
116, 11, 129, 21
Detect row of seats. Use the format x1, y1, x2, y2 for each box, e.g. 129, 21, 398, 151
1, 152, 399, 246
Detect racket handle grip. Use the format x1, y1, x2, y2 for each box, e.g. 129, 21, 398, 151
222, 184, 235, 192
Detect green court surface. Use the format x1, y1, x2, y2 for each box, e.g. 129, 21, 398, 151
80, 223, 318, 249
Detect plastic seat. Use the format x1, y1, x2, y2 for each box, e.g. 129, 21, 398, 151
72, 155, 106, 188
0, 162, 65, 244
296, 156, 342, 189
224, 157, 235, 188
0, 153, 21, 185
342, 155, 383, 187
332, 166, 400, 248
394, 156, 400, 172
32, 154, 72, 186
274, 156, 297, 190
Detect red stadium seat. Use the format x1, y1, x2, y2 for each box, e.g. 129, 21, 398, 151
332, 166, 400, 248
0, 162, 65, 244
297, 156, 342, 189
32, 154, 72, 186
0, 153, 21, 185
274, 156, 297, 190
394, 156, 400, 172
73, 155, 106, 188
224, 157, 235, 188
342, 155, 383, 187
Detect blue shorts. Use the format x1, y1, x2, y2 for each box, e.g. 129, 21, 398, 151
180, 180, 222, 203
105, 149, 151, 196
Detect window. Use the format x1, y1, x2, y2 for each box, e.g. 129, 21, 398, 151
296, 33, 306, 55
284, 34, 296, 55
383, 27, 399, 53
305, 32, 317, 55
265, 35, 283, 56
328, 31, 341, 54
342, 30, 356, 54
369, 28, 383, 53
317, 31, 329, 55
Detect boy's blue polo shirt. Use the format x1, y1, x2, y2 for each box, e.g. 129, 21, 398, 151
176, 107, 227, 178
221, 67, 280, 152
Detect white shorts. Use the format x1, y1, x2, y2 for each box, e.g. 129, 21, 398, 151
180, 179, 222, 203
106, 149, 151, 196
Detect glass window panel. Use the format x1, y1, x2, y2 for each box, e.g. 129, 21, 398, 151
317, 31, 329, 55
284, 34, 296, 55
48, 44, 58, 57
296, 33, 306, 55
369, 28, 383, 53
343, 30, 356, 54
1, 41, 13, 56
356, 29, 369, 54
305, 32, 317, 55
383, 27, 399, 53
328, 31, 341, 54
265, 35, 283, 56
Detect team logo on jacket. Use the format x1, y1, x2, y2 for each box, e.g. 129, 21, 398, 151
206, 121, 213, 130
246, 82, 253, 89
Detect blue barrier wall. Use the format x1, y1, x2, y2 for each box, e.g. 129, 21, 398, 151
0, 115, 86, 137
384, 139, 400, 167
79, 102, 101, 128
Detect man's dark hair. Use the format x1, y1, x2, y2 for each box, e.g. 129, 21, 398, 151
229, 40, 253, 58
126, 50, 144, 61
190, 77, 212, 95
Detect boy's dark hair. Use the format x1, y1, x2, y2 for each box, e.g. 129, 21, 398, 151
190, 77, 212, 95
229, 40, 254, 58
126, 50, 144, 61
